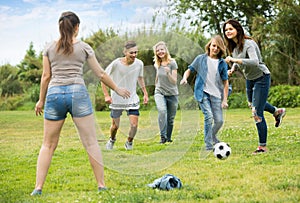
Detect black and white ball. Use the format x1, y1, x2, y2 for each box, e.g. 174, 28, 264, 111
213, 142, 231, 160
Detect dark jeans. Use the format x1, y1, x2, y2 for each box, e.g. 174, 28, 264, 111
246, 74, 275, 146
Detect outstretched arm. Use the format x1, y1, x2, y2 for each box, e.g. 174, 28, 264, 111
180, 69, 191, 85
87, 55, 130, 99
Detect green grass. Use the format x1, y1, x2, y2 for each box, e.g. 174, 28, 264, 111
0, 108, 299, 202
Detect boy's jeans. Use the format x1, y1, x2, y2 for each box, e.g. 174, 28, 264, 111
199, 92, 224, 150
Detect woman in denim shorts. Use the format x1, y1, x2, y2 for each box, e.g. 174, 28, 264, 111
31, 11, 130, 196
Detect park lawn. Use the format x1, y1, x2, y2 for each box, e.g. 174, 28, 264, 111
0, 108, 299, 203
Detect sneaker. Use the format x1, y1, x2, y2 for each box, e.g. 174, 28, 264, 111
106, 138, 115, 150
125, 141, 133, 150
274, 108, 286, 127
31, 189, 42, 196
252, 146, 267, 155
98, 187, 107, 192
160, 137, 167, 144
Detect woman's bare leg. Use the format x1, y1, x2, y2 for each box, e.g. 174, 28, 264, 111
73, 114, 105, 188
34, 119, 65, 190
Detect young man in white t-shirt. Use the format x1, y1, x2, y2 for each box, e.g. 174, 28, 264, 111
101, 41, 148, 150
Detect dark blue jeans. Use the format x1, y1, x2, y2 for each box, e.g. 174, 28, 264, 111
246, 74, 275, 146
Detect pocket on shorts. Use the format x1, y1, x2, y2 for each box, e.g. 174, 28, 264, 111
45, 94, 59, 107
72, 90, 89, 101
45, 94, 59, 113
71, 90, 92, 116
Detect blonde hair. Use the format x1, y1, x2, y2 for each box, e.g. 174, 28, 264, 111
153, 41, 173, 68
205, 35, 226, 58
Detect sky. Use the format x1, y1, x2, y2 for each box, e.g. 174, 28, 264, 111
0, 0, 168, 66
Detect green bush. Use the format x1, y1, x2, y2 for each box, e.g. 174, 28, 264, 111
228, 85, 300, 109
0, 95, 25, 110
228, 92, 248, 109
22, 84, 40, 103
1, 85, 299, 111
94, 84, 109, 111
268, 85, 300, 108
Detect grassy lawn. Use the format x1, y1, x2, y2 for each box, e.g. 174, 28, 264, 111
0, 108, 299, 202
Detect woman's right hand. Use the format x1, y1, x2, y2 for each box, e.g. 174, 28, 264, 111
115, 88, 130, 99
228, 69, 234, 77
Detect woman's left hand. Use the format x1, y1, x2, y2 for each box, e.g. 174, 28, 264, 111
35, 100, 44, 116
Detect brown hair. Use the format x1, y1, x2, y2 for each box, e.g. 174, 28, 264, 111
124, 40, 137, 50
222, 19, 251, 54
205, 35, 226, 58
56, 11, 80, 55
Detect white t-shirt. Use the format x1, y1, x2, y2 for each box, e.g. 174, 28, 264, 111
105, 58, 144, 110
204, 56, 222, 99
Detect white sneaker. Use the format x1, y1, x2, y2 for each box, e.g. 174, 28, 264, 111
124, 141, 133, 150
106, 138, 115, 150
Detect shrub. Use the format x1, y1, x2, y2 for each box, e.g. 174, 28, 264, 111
0, 95, 25, 110
228, 92, 248, 109
228, 85, 300, 109
268, 85, 300, 108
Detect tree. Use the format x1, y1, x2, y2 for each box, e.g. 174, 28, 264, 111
252, 0, 300, 85
17, 42, 42, 86
0, 64, 22, 97
166, 0, 277, 35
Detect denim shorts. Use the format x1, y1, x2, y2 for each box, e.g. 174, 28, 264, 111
44, 84, 93, 121
110, 109, 140, 118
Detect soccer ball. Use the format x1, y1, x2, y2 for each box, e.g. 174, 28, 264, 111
213, 142, 231, 160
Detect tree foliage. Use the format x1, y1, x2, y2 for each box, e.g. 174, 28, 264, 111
167, 0, 276, 35
0, 64, 22, 97
83, 29, 120, 86
252, 0, 300, 85
167, 0, 300, 86
17, 42, 42, 86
